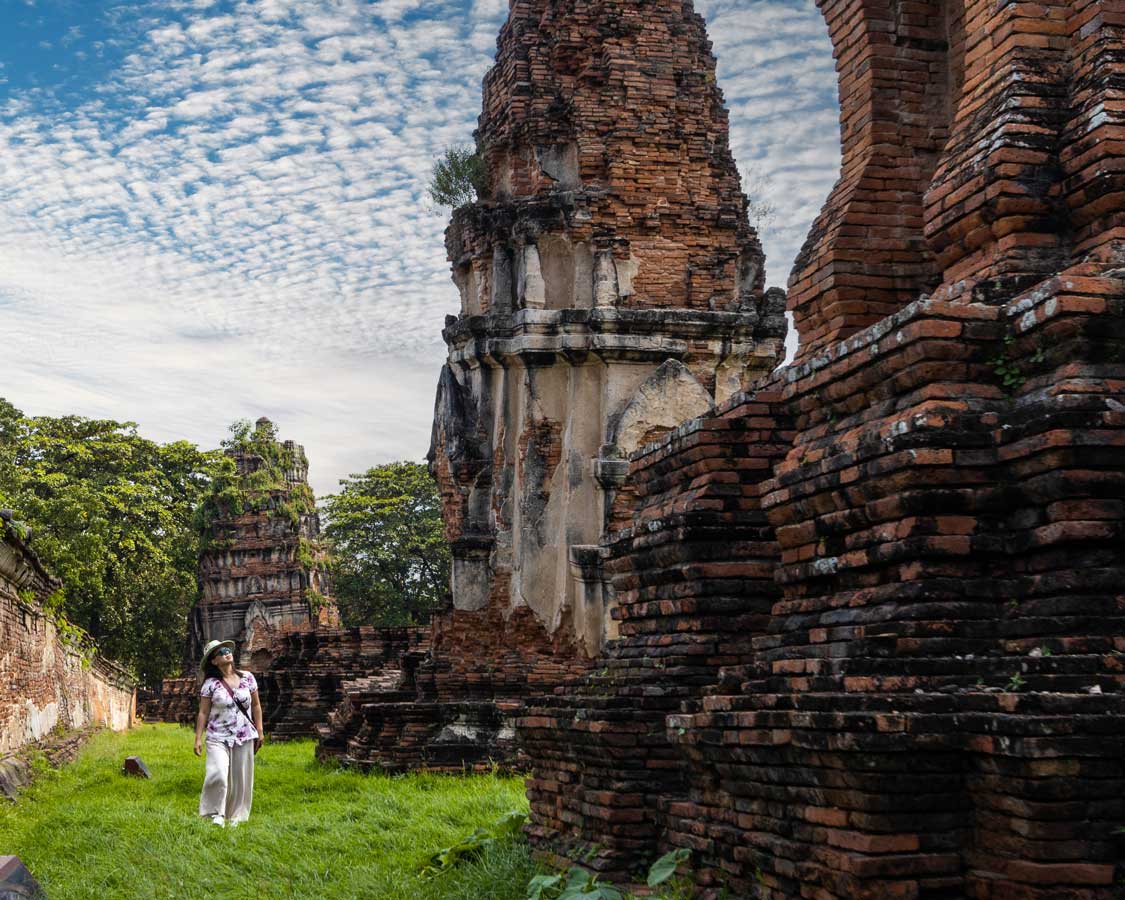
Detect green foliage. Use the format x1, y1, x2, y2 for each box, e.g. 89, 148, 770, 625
527, 867, 623, 900
6, 725, 699, 900
0, 398, 223, 686
25, 749, 56, 782
322, 461, 450, 627
306, 588, 330, 614
989, 335, 1025, 393
428, 145, 486, 209
421, 811, 527, 878
646, 849, 691, 888
527, 849, 692, 900
297, 537, 317, 569
989, 334, 1047, 395
0, 724, 537, 900
195, 419, 315, 544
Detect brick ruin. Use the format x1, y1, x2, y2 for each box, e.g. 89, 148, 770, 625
188, 416, 338, 671
321, 0, 786, 775
411, 0, 1125, 895
146, 419, 431, 738
0, 513, 135, 760
435, 0, 788, 658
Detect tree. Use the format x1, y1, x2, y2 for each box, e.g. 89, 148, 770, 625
322, 462, 450, 627
0, 399, 223, 686
428, 145, 486, 209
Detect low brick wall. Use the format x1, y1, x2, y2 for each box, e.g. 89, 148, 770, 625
0, 524, 135, 756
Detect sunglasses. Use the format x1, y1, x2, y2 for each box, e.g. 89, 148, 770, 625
214, 648, 233, 657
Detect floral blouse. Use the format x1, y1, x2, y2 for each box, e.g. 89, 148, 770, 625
200, 672, 260, 746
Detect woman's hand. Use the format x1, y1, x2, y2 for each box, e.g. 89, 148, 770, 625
254, 737, 263, 755
194, 737, 203, 757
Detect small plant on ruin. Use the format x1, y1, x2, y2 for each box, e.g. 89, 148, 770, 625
296, 537, 317, 569
420, 810, 527, 878
647, 848, 692, 895
526, 867, 623, 900
305, 588, 331, 615
1006, 672, 1026, 692
990, 335, 1025, 393
754, 864, 767, 886
989, 334, 1046, 396
526, 849, 691, 900
428, 145, 486, 209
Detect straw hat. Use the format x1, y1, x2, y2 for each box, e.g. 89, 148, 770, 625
198, 639, 236, 676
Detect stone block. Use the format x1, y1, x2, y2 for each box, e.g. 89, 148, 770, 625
0, 857, 42, 900
122, 757, 150, 779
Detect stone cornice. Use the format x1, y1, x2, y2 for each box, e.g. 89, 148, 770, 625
443, 306, 784, 367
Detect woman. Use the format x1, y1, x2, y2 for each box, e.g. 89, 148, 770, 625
193, 639, 264, 827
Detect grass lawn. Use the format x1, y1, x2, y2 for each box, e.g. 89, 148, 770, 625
0, 723, 541, 900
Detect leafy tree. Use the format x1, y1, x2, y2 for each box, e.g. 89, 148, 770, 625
322, 462, 450, 627
428, 145, 486, 209
0, 399, 223, 686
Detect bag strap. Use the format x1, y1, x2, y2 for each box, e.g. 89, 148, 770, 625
216, 676, 256, 730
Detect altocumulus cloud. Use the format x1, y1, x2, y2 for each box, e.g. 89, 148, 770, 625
0, 0, 838, 494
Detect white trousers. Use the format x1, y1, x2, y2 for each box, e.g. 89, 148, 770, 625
199, 739, 254, 823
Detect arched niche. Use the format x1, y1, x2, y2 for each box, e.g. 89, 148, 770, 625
610, 360, 714, 458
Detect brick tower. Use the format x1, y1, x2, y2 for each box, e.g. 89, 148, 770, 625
432, 0, 786, 657
147, 420, 431, 740
187, 417, 338, 672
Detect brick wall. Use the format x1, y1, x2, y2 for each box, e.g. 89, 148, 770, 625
516, 1, 1125, 895
260, 625, 430, 741
520, 392, 794, 876
0, 524, 135, 756
790, 0, 1125, 361
318, 595, 593, 772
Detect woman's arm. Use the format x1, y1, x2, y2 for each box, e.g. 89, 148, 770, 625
250, 688, 264, 751
194, 696, 211, 756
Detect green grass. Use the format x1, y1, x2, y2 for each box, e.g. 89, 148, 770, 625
0, 724, 541, 900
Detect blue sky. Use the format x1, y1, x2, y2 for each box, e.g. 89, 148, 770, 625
0, 0, 839, 494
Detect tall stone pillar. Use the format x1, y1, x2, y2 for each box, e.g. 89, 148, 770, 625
430, 0, 787, 660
